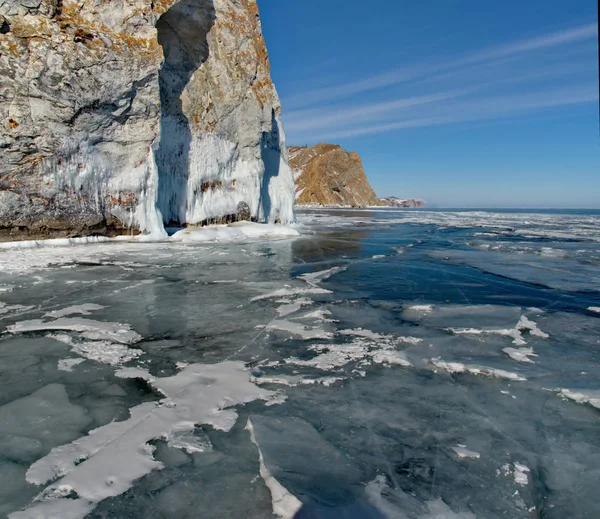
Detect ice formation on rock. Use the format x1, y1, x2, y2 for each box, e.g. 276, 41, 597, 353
0, 0, 294, 241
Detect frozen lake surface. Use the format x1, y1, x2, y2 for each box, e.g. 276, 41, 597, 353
0, 208, 599, 518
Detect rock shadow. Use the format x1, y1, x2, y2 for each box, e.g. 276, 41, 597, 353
259, 109, 282, 223
155, 0, 215, 225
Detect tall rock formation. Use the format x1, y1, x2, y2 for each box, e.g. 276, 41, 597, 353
289, 143, 381, 207
0, 0, 294, 240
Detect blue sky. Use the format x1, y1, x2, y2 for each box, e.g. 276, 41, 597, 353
258, 0, 600, 208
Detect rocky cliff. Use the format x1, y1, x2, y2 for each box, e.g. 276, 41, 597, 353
380, 197, 424, 208
0, 0, 294, 240
289, 143, 381, 207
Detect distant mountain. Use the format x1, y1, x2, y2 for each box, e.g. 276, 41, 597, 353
289, 144, 382, 207
379, 197, 424, 208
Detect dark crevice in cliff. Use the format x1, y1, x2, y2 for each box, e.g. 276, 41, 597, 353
155, 0, 215, 226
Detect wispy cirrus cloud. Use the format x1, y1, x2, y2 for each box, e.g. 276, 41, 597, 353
290, 84, 599, 142
284, 86, 478, 133
282, 21, 599, 143
282, 22, 598, 111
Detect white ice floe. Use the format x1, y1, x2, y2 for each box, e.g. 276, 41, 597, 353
283, 331, 417, 371
7, 318, 142, 344
517, 316, 549, 339
297, 266, 346, 286
557, 389, 600, 410
57, 358, 86, 372
295, 308, 334, 321
44, 304, 105, 319
447, 314, 548, 346
498, 462, 531, 487
251, 374, 344, 387
0, 302, 34, 316
246, 419, 303, 519
588, 307, 600, 314
266, 320, 334, 340
285, 342, 369, 370
171, 222, 299, 244
404, 304, 434, 314
17, 362, 275, 519
251, 287, 331, 302
275, 299, 314, 317
339, 328, 387, 340
49, 334, 142, 366
371, 349, 412, 367
452, 445, 481, 459
502, 347, 538, 363
430, 358, 527, 381
275, 302, 304, 317
339, 328, 422, 344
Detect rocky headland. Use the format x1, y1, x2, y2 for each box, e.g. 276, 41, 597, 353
289, 143, 382, 207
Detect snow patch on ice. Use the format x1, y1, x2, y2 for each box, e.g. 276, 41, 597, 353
295, 308, 333, 321
339, 328, 386, 340
284, 332, 416, 371
251, 374, 344, 387
251, 287, 331, 302
503, 347, 537, 363
371, 349, 412, 367
430, 358, 527, 381
246, 419, 302, 519
451, 445, 480, 459
19, 362, 274, 518
447, 314, 548, 346
57, 358, 86, 372
266, 319, 333, 340
557, 388, 600, 410
8, 318, 142, 345
297, 266, 346, 286
405, 304, 434, 314
50, 334, 142, 366
171, 222, 299, 244
0, 302, 34, 316
501, 463, 531, 486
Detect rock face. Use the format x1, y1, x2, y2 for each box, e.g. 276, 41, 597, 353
0, 0, 294, 240
380, 197, 424, 208
289, 143, 381, 207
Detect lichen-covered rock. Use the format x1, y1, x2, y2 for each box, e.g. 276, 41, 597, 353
0, 0, 294, 240
236, 201, 251, 222
289, 143, 382, 207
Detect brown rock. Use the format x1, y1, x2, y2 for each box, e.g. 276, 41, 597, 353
289, 143, 382, 207
379, 197, 424, 208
